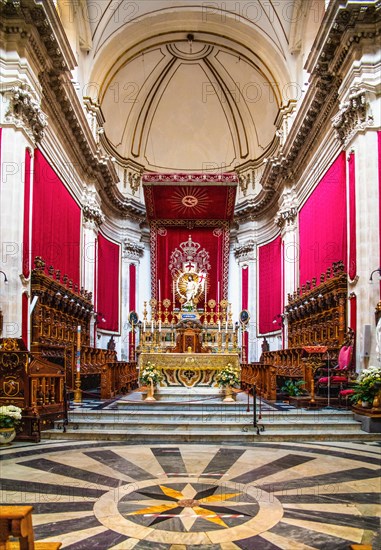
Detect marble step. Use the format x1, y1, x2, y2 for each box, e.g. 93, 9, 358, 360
66, 408, 359, 423
42, 428, 381, 443
55, 410, 364, 433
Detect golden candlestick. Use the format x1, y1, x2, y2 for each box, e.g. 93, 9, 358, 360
163, 298, 171, 325
73, 325, 82, 403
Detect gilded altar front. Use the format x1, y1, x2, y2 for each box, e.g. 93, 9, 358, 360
139, 352, 240, 387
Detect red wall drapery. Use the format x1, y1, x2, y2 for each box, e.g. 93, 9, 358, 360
241, 266, 249, 358
23, 149, 32, 277
258, 236, 282, 334
348, 152, 356, 280
97, 234, 120, 332
129, 263, 136, 358
299, 153, 347, 286
151, 226, 229, 309
32, 150, 81, 284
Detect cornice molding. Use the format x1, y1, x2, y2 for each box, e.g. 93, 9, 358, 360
235, 0, 381, 222
0, 0, 145, 221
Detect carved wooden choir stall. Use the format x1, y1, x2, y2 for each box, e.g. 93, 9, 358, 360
241, 261, 354, 401
0, 257, 138, 441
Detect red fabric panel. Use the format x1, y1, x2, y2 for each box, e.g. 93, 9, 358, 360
241, 266, 249, 358
152, 227, 228, 308
22, 292, 28, 345
97, 233, 120, 332
129, 263, 136, 357
348, 152, 356, 280
258, 236, 282, 334
299, 153, 347, 286
23, 149, 31, 277
378, 131, 381, 297
32, 150, 81, 284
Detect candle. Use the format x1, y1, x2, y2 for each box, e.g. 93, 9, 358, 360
159, 320, 162, 332
76, 326, 81, 372
225, 320, 228, 331
151, 320, 154, 333
143, 320, 146, 332
218, 320, 221, 332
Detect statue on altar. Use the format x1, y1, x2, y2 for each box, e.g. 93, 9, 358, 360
177, 271, 205, 311
185, 275, 199, 307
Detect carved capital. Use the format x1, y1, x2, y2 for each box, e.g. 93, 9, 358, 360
332, 88, 373, 147
2, 85, 48, 143
123, 238, 145, 261
234, 240, 256, 262
82, 188, 104, 228
275, 206, 298, 228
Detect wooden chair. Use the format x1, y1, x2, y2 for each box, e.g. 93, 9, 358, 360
0, 506, 62, 550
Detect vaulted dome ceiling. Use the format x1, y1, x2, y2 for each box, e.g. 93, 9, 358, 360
86, 2, 301, 175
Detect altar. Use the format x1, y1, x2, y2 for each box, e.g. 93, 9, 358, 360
138, 352, 240, 387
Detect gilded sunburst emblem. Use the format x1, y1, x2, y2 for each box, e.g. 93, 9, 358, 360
169, 186, 210, 216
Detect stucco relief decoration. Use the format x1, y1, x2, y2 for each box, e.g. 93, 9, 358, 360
3, 86, 47, 143
123, 239, 145, 261
124, 169, 142, 195
332, 88, 373, 147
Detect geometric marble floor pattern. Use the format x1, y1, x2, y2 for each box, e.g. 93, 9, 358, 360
1, 441, 380, 549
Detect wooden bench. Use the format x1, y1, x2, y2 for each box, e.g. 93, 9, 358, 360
0, 506, 61, 550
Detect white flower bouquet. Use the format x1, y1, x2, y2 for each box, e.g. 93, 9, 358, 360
0, 405, 22, 429
216, 363, 240, 387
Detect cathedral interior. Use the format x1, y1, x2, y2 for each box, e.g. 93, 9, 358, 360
0, 0, 380, 548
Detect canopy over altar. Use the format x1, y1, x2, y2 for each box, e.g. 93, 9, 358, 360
136, 173, 241, 388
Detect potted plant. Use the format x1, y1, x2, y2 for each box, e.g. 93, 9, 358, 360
350, 366, 381, 408
140, 361, 162, 401
0, 405, 22, 445
216, 363, 240, 402
280, 379, 306, 397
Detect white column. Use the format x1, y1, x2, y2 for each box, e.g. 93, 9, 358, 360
233, 240, 258, 362
122, 239, 145, 361
0, 128, 33, 339
279, 210, 298, 349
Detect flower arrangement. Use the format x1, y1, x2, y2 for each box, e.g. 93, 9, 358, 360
351, 365, 381, 405
140, 362, 162, 386
0, 405, 22, 429
216, 363, 240, 387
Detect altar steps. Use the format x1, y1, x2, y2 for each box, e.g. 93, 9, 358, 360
43, 401, 381, 442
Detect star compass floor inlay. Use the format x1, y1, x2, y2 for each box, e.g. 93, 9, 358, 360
1, 441, 380, 549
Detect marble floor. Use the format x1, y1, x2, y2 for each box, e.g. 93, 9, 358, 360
1, 440, 380, 549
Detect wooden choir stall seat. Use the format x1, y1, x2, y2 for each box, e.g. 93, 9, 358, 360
316, 330, 355, 396
0, 506, 62, 550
